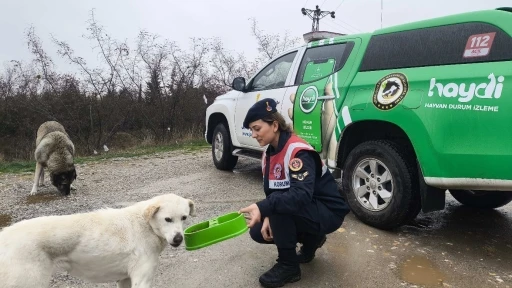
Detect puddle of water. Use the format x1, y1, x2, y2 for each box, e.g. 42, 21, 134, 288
0, 214, 12, 228
25, 193, 61, 204
400, 255, 447, 286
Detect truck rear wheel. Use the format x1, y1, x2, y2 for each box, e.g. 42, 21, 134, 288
449, 190, 512, 209
341, 140, 421, 230
212, 123, 238, 171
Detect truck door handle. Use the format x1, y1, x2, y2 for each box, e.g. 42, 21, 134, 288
317, 95, 335, 100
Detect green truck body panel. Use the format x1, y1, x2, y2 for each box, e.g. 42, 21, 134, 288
291, 8, 512, 182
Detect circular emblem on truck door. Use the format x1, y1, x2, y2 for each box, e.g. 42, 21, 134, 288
372, 73, 408, 111
299, 86, 318, 113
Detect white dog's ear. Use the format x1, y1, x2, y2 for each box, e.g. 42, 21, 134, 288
188, 199, 196, 216
143, 204, 160, 221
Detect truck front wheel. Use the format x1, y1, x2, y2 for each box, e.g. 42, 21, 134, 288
341, 140, 421, 230
449, 190, 512, 209
212, 123, 238, 170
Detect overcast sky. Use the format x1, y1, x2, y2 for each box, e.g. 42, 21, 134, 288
1, 0, 510, 74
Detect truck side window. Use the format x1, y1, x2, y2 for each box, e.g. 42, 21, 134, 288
249, 51, 297, 92
294, 42, 354, 86
360, 22, 512, 71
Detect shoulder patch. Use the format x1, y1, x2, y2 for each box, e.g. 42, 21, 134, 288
289, 158, 303, 171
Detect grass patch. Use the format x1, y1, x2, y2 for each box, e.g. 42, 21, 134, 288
0, 138, 210, 174
0, 161, 34, 174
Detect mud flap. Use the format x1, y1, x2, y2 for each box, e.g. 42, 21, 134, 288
418, 168, 446, 213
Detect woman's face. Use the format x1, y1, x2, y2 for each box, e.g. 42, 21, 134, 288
249, 120, 278, 147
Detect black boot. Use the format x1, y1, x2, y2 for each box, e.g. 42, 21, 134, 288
259, 249, 301, 288
297, 234, 326, 263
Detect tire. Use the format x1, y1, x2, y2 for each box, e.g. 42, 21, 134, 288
449, 190, 512, 209
211, 123, 238, 171
341, 140, 421, 230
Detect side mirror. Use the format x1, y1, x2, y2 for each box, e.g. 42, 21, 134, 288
232, 77, 246, 92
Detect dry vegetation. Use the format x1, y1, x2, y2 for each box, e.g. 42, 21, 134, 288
0, 10, 300, 162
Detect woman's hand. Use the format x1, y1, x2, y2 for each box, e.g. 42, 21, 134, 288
261, 217, 273, 241
239, 203, 261, 228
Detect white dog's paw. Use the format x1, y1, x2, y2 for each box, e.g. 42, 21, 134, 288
29, 189, 38, 196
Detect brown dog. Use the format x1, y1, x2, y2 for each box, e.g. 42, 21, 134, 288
30, 121, 77, 196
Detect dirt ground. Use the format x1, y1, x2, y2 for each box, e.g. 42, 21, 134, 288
0, 148, 511, 288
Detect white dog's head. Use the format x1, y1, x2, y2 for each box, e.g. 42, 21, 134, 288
143, 193, 195, 247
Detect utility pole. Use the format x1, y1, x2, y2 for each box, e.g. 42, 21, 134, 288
301, 5, 335, 32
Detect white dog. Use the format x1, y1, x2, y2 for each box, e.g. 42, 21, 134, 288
0, 193, 195, 288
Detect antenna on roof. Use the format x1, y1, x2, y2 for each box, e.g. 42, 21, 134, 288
380, 0, 383, 29
301, 5, 336, 32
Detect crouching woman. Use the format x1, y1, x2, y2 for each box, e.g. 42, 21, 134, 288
239, 98, 350, 288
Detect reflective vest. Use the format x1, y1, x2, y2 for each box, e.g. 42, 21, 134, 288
262, 134, 328, 190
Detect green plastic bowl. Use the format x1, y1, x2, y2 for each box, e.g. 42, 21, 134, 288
184, 212, 248, 251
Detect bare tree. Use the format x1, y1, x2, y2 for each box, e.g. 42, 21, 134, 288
0, 12, 304, 161
169, 38, 210, 89
26, 26, 58, 94
53, 36, 106, 98
7, 60, 38, 96
118, 41, 143, 95
209, 38, 258, 91
83, 9, 126, 94
249, 18, 301, 62
136, 30, 172, 96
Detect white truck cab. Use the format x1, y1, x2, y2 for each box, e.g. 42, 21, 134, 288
205, 45, 309, 169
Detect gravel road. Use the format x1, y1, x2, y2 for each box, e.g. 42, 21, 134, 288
0, 147, 511, 288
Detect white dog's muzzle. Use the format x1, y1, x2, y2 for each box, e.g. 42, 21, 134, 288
170, 233, 183, 247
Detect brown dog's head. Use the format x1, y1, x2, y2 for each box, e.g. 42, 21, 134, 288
50, 167, 77, 196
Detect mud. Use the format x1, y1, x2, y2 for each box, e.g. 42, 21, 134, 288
25, 193, 61, 204
0, 213, 12, 228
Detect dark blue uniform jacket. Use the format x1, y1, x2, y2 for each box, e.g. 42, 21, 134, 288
256, 131, 350, 234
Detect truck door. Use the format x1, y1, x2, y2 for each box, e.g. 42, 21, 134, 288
289, 40, 357, 153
